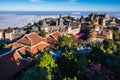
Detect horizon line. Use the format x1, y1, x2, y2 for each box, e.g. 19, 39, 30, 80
0, 10, 120, 12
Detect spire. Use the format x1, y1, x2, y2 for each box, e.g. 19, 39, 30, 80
42, 19, 47, 27
58, 14, 63, 26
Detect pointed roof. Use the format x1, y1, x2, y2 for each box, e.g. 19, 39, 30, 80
17, 46, 31, 56
10, 42, 20, 50
27, 33, 43, 45
0, 29, 4, 32
17, 37, 31, 46
50, 31, 60, 41
17, 33, 43, 46
42, 19, 48, 27
32, 42, 49, 55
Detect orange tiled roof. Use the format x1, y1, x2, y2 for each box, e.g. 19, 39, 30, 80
32, 42, 49, 55
36, 42, 49, 51
17, 32, 60, 47
108, 30, 113, 34
47, 36, 58, 44
0, 29, 4, 32
97, 35, 106, 39
41, 38, 48, 43
10, 32, 59, 56
27, 33, 43, 45
17, 33, 43, 46
17, 37, 31, 46
50, 31, 60, 41
17, 46, 31, 55
10, 42, 20, 50
0, 51, 30, 80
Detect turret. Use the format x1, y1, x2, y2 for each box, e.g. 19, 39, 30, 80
104, 13, 109, 19
58, 14, 63, 26
42, 19, 48, 27
102, 19, 106, 26
41, 19, 49, 33
80, 16, 85, 23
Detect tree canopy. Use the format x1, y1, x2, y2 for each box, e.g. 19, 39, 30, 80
38, 30, 47, 37
59, 34, 74, 47
39, 53, 57, 72
21, 66, 48, 80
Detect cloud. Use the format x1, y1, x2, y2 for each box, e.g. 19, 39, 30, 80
69, 0, 78, 4
30, 0, 43, 2
70, 0, 76, 2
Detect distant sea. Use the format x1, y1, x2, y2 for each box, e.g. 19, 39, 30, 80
0, 11, 120, 29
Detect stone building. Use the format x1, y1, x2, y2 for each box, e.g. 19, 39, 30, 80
40, 15, 81, 35
0, 29, 4, 40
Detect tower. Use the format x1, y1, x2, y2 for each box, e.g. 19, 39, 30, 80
105, 13, 109, 19
58, 14, 63, 26
106, 30, 113, 39
41, 19, 49, 33
42, 19, 47, 27
102, 19, 106, 26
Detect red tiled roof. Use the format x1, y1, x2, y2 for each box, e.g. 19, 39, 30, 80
47, 36, 58, 44
0, 29, 4, 32
10, 42, 20, 50
97, 35, 106, 39
15, 42, 49, 56
51, 31, 60, 41
17, 46, 30, 55
36, 42, 49, 51
17, 37, 31, 46
16, 32, 58, 47
10, 32, 49, 55
27, 33, 43, 45
32, 42, 49, 55
0, 51, 30, 80
41, 38, 48, 43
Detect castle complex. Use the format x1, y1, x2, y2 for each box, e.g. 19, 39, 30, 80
0, 13, 120, 43
0, 13, 120, 80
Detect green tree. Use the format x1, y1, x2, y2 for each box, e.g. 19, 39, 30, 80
57, 44, 79, 78
63, 77, 77, 80
100, 39, 117, 54
21, 66, 48, 80
59, 34, 74, 47
89, 47, 120, 79
39, 53, 57, 80
0, 43, 10, 55
113, 31, 120, 41
39, 53, 57, 72
38, 30, 47, 37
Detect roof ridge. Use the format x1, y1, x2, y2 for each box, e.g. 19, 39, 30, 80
31, 41, 49, 48
15, 51, 23, 59
16, 46, 29, 52
50, 31, 60, 41
34, 32, 48, 39
25, 35, 32, 45
17, 34, 29, 43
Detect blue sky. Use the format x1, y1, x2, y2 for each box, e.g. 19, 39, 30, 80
0, 0, 120, 11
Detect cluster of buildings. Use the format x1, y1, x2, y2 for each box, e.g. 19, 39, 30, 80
1, 13, 120, 43
0, 31, 60, 80
80, 13, 120, 42
0, 14, 81, 43
0, 13, 120, 80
